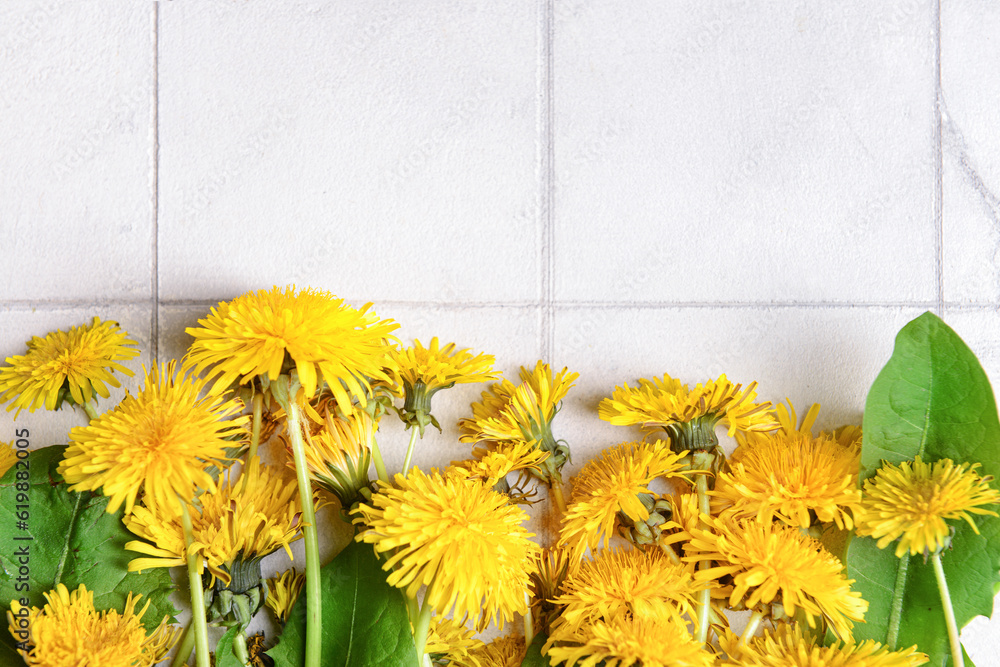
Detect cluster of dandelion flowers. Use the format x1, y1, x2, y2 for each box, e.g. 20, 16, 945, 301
550, 547, 700, 638
7, 583, 178, 667
0, 317, 139, 416
558, 440, 693, 556
598, 373, 776, 446
712, 428, 862, 530
391, 336, 498, 433
125, 456, 303, 587
856, 456, 1000, 557
684, 516, 867, 639
354, 468, 540, 630
546, 615, 715, 667
185, 285, 399, 411
722, 624, 928, 667
58, 361, 247, 518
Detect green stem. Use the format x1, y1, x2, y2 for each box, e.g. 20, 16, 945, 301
931, 551, 964, 667
180, 498, 211, 667
169, 621, 194, 667
412, 578, 436, 666
886, 554, 910, 649
240, 392, 264, 494
81, 399, 100, 421
658, 541, 681, 565
549, 474, 567, 516
694, 468, 713, 646
740, 610, 765, 644
523, 590, 535, 647
287, 401, 323, 667
402, 427, 419, 475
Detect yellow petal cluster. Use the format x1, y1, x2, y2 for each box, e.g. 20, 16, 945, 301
265, 568, 306, 624
6, 583, 177, 667
0, 440, 16, 478
125, 457, 303, 586
722, 623, 928, 666
467, 635, 526, 667
0, 317, 138, 416
714, 429, 861, 529
559, 441, 693, 556
449, 439, 550, 489
856, 456, 1000, 557
185, 285, 398, 411
354, 468, 539, 630
599, 373, 776, 436
59, 361, 246, 518
546, 615, 716, 667
685, 516, 867, 639
425, 615, 486, 667
391, 337, 497, 394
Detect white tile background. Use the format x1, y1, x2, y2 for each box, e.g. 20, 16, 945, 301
2, 0, 1000, 660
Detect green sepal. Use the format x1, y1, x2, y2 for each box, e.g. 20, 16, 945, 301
847, 312, 1000, 665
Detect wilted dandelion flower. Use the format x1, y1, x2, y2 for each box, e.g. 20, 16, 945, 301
355, 468, 539, 630
391, 337, 497, 435
559, 441, 694, 557
125, 457, 303, 587
59, 361, 246, 518
856, 456, 1000, 557
713, 428, 862, 530
722, 623, 928, 666
546, 615, 716, 667
599, 373, 776, 450
265, 568, 306, 625
0, 317, 139, 416
6, 583, 177, 667
685, 516, 867, 639
185, 285, 399, 412
468, 635, 526, 667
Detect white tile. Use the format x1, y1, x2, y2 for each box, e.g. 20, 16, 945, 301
551, 305, 927, 473
941, 0, 1000, 305
157, 1, 540, 304
0, 305, 152, 449
0, 2, 153, 301
942, 155, 1000, 304
554, 0, 937, 304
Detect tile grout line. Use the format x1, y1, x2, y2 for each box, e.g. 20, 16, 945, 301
934, 0, 944, 317
540, 0, 555, 362
150, 2, 160, 364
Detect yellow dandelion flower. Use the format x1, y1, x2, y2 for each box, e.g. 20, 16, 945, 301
713, 429, 862, 530
59, 361, 246, 518
125, 457, 303, 586
6, 583, 178, 667
685, 516, 867, 639
185, 285, 399, 411
391, 337, 498, 435
355, 468, 539, 630
856, 456, 1000, 557
425, 616, 486, 667
723, 623, 928, 666
468, 635, 526, 667
659, 491, 701, 551
293, 408, 375, 508
546, 615, 716, 667
0, 317, 139, 416
551, 547, 700, 637
0, 440, 17, 478
448, 439, 550, 489
265, 568, 306, 624
559, 441, 695, 557
599, 373, 776, 448
459, 362, 579, 484
530, 545, 578, 629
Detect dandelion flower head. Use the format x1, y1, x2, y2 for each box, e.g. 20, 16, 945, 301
546, 615, 716, 667
59, 361, 246, 518
354, 468, 539, 630
6, 583, 178, 667
722, 623, 928, 666
856, 456, 1000, 557
0, 317, 138, 416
